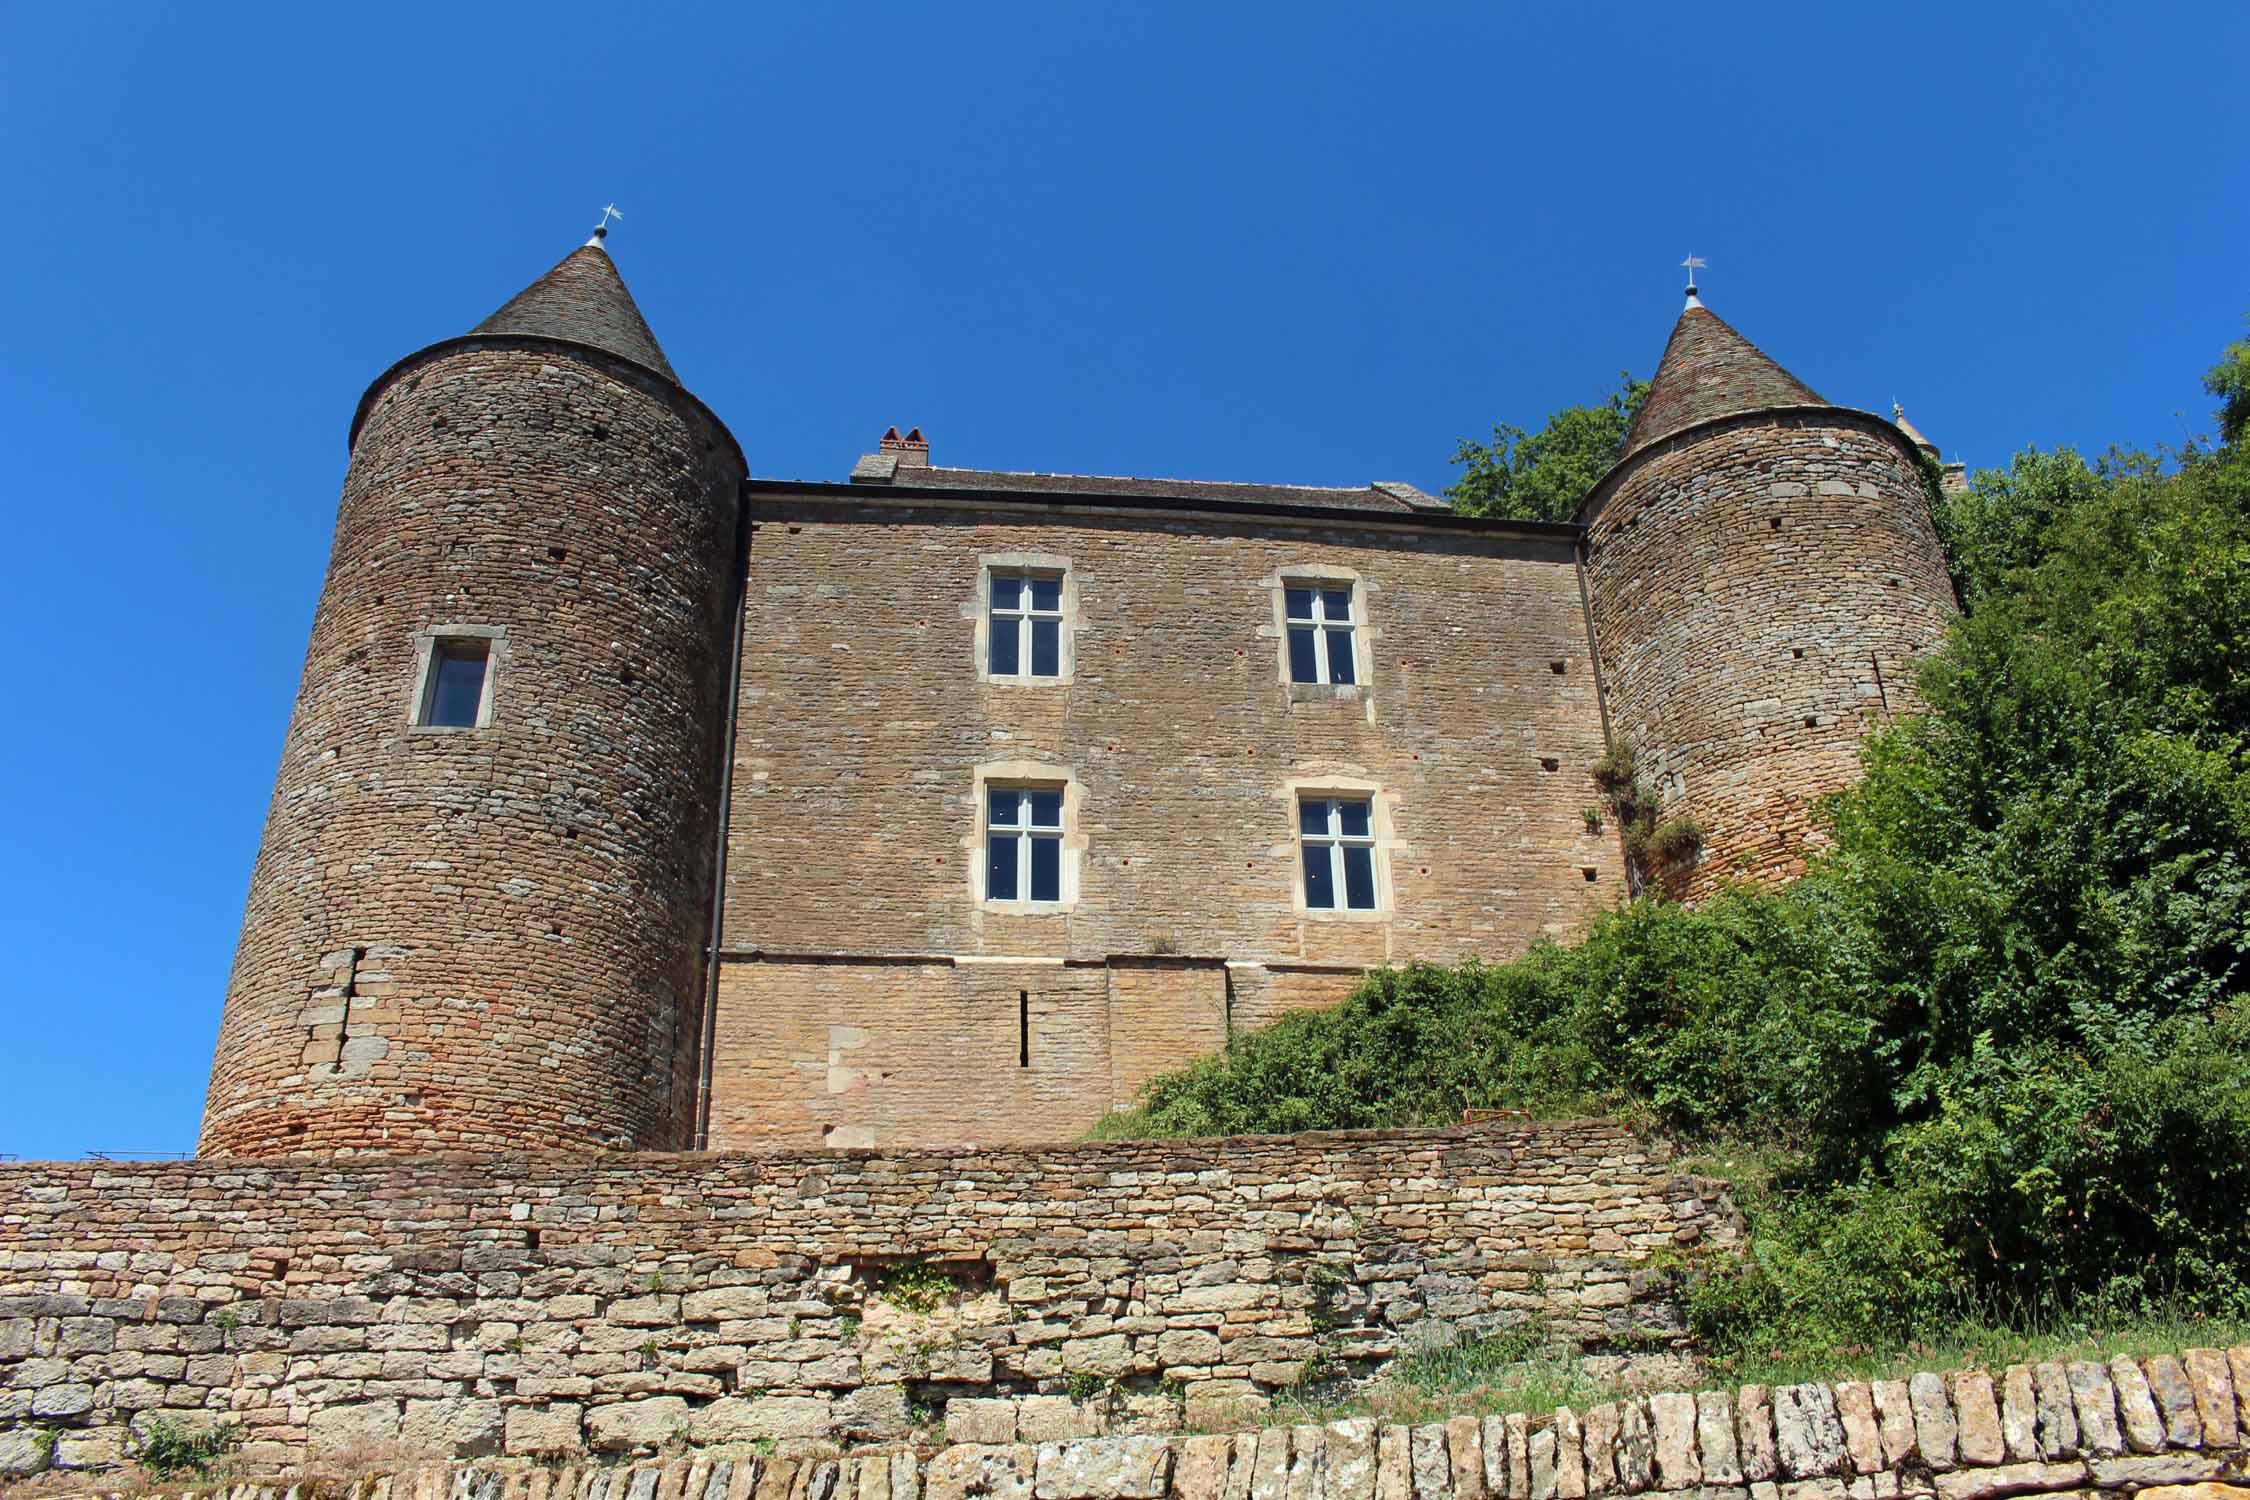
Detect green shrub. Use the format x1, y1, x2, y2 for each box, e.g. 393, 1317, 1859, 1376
133, 1415, 239, 1479
1105, 326, 2250, 1363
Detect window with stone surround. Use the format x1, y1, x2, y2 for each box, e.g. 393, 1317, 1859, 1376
987, 570, 1064, 680
985, 785, 1065, 904
1285, 585, 1357, 685
409, 626, 505, 730
1298, 796, 1379, 911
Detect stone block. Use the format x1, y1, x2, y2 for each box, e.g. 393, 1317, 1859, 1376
946, 1398, 1021, 1446
309, 1399, 403, 1451
1737, 1387, 1778, 1482
1331, 1420, 1380, 1500
2029, 1363, 2078, 1459
1527, 1427, 1556, 1500
506, 1403, 585, 1456
2182, 1348, 2238, 1448
1019, 1397, 1100, 1442
1033, 1436, 1174, 1500
2089, 1455, 2230, 1488
1831, 1384, 1880, 1476
1179, 1435, 1240, 1500
1578, 1405, 1615, 1498
1773, 1385, 1847, 1480
1291, 1425, 1329, 1500
0, 1431, 51, 1477
587, 1397, 691, 1451
1614, 1401, 1654, 1492
1908, 1372, 1956, 1471
2111, 1355, 2166, 1453
401, 1397, 504, 1457
1930, 1460, 2087, 1500
2063, 1361, 2121, 1456
1699, 1391, 1744, 1486
688, 1396, 831, 1443
1996, 1368, 2037, 1462
1379, 1425, 1413, 1500
1950, 1372, 2003, 1467
2146, 1357, 2203, 1448
1650, 1392, 1700, 1490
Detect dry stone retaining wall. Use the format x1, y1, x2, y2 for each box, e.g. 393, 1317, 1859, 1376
10, 1345, 2246, 1500
0, 1125, 1729, 1477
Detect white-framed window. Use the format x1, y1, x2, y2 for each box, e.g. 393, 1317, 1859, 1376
988, 571, 1064, 679
986, 784, 1065, 903
1299, 796, 1378, 911
1285, 584, 1357, 686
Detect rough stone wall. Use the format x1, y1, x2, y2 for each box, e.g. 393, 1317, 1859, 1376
1581, 412, 1957, 898
0, 1125, 1728, 1470
715, 500, 1614, 1146
9, 1344, 2246, 1500
201, 341, 744, 1157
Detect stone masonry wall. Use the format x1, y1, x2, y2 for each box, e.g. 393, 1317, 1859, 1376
0, 1125, 1728, 1474
10, 1344, 2245, 1500
1581, 412, 1957, 898
715, 498, 1615, 1147
202, 341, 744, 1157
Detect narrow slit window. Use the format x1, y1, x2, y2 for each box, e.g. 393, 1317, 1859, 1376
1018, 992, 1031, 1067
1284, 586, 1356, 685
1299, 796, 1378, 911
419, 638, 490, 727
988, 571, 1064, 679
986, 786, 1064, 903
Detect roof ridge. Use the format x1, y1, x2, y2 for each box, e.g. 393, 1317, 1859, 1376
920, 463, 1376, 493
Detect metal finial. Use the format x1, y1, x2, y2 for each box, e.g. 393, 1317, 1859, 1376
587, 203, 624, 246
1681, 254, 1708, 296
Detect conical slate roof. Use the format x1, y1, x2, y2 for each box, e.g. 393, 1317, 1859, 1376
1622, 297, 1825, 460
471, 240, 678, 383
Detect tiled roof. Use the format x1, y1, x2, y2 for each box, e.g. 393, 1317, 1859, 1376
850, 460, 1451, 517
470, 242, 678, 383
1622, 300, 1825, 459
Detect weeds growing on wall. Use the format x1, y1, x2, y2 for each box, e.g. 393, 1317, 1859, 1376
130, 1416, 240, 1479
1105, 328, 2250, 1364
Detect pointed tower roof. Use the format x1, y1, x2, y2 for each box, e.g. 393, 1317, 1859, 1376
1621, 295, 1825, 460
470, 236, 679, 383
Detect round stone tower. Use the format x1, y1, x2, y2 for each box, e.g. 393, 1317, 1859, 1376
1579, 287, 1958, 899
200, 231, 746, 1156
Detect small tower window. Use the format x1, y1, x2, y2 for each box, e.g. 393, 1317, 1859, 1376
417, 637, 494, 727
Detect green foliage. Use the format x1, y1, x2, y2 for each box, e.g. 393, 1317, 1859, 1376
1448, 374, 1648, 523
1064, 1371, 1107, 1402
2206, 318, 2250, 448
1110, 325, 2250, 1362
133, 1415, 240, 1479
877, 1259, 961, 1314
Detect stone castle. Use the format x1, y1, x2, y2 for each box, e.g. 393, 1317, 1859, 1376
34, 233, 2234, 1490
199, 231, 1961, 1160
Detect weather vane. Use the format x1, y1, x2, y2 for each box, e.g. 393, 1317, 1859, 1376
596, 203, 624, 234
1681, 254, 1708, 292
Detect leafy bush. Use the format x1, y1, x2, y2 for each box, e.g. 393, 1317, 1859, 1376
1107, 329, 2250, 1362
132, 1414, 240, 1479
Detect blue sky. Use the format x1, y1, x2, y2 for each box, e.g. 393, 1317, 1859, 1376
1, 3, 2244, 1159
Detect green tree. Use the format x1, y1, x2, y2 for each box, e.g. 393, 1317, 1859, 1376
2205, 318, 2250, 447
1446, 373, 1648, 523
1107, 325, 2250, 1359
